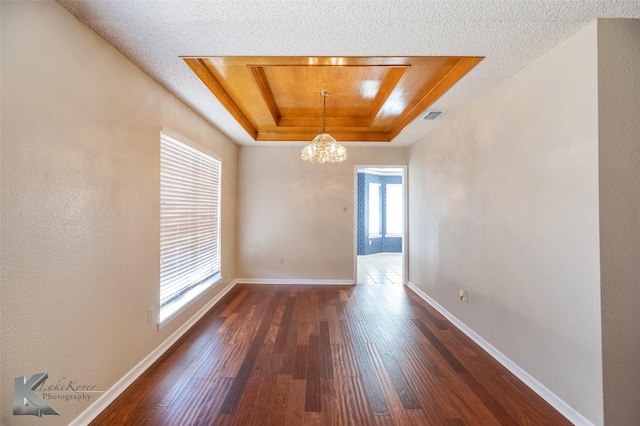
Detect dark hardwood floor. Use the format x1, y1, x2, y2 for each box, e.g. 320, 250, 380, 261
91, 283, 572, 425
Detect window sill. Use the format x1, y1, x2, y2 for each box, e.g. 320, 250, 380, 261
158, 273, 222, 330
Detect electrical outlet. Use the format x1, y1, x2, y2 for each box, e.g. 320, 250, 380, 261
148, 307, 154, 323
279, 257, 285, 264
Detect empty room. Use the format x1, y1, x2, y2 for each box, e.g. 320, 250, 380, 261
2, 1, 640, 425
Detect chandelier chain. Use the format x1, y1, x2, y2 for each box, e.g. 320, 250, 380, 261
320, 90, 329, 133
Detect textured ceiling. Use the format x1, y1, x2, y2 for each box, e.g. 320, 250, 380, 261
57, 0, 640, 147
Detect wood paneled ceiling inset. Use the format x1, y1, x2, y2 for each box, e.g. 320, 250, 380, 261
183, 56, 483, 142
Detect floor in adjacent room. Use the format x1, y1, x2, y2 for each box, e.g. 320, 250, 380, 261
357, 252, 403, 285
91, 282, 572, 425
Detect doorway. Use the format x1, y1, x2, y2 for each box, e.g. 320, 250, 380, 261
354, 166, 406, 285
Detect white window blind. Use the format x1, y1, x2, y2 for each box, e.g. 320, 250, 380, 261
368, 182, 381, 237
160, 131, 221, 323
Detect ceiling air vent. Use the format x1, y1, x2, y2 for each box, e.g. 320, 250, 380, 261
423, 110, 447, 120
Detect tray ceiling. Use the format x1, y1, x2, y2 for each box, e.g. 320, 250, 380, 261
56, 1, 640, 146
184, 56, 482, 142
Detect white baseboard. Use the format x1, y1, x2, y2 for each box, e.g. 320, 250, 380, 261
406, 281, 594, 426
236, 278, 354, 285
69, 280, 237, 426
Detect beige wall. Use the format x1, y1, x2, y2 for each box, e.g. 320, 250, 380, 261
0, 1, 3, 414
0, 2, 237, 424
237, 146, 406, 280
598, 19, 640, 425
407, 22, 603, 423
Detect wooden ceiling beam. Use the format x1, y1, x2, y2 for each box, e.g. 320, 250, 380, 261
183, 56, 483, 143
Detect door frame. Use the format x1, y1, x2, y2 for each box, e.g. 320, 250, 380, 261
353, 165, 407, 285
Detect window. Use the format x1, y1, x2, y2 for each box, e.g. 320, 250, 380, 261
159, 130, 221, 323
385, 183, 403, 236
368, 182, 381, 237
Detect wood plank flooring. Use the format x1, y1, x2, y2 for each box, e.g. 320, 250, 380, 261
91, 284, 572, 425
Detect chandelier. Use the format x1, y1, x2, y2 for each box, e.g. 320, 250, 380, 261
301, 91, 347, 164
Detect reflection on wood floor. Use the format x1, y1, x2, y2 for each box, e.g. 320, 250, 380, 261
91, 283, 571, 425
